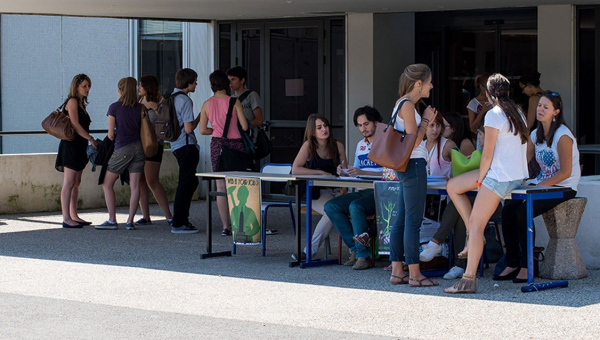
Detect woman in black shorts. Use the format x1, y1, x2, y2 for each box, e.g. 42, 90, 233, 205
55, 74, 98, 228
135, 75, 173, 226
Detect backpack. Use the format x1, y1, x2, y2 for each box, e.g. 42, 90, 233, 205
155, 91, 186, 142
236, 90, 272, 160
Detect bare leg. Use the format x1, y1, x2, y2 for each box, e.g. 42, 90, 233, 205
101, 171, 120, 223
145, 161, 173, 220
138, 170, 151, 221
61, 168, 79, 226
463, 186, 503, 276
69, 170, 90, 224
216, 179, 231, 231
446, 170, 479, 257
127, 172, 142, 224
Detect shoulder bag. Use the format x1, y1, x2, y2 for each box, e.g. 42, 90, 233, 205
216, 97, 254, 172
140, 105, 159, 157
367, 99, 416, 172
41, 98, 76, 141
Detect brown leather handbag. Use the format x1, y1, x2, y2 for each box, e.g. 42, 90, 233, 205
140, 105, 159, 157
367, 99, 417, 172
41, 99, 76, 141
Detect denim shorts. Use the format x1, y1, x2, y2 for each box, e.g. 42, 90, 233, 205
482, 177, 523, 199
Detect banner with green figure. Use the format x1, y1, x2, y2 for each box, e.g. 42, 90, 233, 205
226, 177, 262, 245
374, 181, 401, 255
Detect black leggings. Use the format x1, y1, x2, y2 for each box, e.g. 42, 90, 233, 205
501, 190, 576, 268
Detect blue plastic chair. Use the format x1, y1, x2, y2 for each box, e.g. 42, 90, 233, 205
260, 163, 296, 256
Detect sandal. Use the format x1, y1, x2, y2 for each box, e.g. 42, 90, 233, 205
409, 277, 439, 287
390, 274, 409, 285
444, 273, 478, 294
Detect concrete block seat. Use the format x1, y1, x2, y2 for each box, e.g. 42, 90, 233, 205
540, 197, 588, 280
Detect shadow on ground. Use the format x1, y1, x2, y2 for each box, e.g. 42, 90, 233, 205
1, 201, 598, 308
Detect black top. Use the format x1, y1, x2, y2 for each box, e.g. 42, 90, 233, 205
307, 152, 337, 176
55, 100, 91, 172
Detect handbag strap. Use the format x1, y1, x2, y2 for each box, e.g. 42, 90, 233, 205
221, 97, 237, 140
387, 98, 410, 130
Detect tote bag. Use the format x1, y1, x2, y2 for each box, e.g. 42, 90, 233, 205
140, 106, 159, 157
368, 99, 416, 172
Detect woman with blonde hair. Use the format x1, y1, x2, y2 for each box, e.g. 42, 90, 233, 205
55, 74, 98, 228
135, 75, 173, 227
388, 64, 438, 287
96, 77, 145, 231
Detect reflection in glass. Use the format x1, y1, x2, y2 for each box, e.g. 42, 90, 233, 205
139, 20, 182, 95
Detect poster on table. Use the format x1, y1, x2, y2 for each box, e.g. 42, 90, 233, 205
226, 176, 262, 245
374, 181, 402, 255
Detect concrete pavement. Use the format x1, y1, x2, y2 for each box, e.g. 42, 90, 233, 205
1, 201, 599, 339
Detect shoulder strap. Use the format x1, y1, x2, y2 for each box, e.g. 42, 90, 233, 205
221, 97, 237, 139
388, 98, 409, 128
237, 90, 253, 103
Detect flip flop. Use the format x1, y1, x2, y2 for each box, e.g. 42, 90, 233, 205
409, 277, 439, 287
390, 274, 409, 285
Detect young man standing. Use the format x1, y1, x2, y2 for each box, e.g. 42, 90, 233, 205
170, 68, 201, 234
226, 66, 264, 139
324, 106, 383, 270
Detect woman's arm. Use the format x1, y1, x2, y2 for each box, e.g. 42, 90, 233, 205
538, 135, 573, 186
66, 98, 93, 141
477, 126, 499, 184
527, 96, 539, 130
400, 101, 435, 150
107, 115, 116, 141
459, 138, 475, 157
526, 136, 535, 162
235, 99, 248, 131
442, 139, 458, 162
291, 142, 330, 175
199, 100, 213, 135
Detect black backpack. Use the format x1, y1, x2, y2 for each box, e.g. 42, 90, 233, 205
237, 90, 272, 160
155, 91, 186, 142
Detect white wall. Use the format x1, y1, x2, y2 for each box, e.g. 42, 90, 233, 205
0, 14, 130, 154
538, 5, 575, 127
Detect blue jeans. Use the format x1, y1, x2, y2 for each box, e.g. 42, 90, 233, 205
389, 158, 427, 265
324, 189, 375, 259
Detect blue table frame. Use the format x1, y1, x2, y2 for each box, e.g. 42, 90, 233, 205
299, 175, 567, 287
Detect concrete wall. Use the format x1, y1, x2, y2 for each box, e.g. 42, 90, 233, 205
538, 5, 576, 127
0, 152, 180, 214
1, 14, 130, 154
346, 13, 415, 162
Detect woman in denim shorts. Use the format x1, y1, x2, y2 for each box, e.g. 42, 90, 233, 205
444, 74, 529, 294
96, 77, 145, 231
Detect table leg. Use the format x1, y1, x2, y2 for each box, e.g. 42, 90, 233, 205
289, 181, 302, 267
526, 193, 534, 285
201, 178, 232, 259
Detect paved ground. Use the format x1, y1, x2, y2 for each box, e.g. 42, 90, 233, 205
1, 201, 599, 339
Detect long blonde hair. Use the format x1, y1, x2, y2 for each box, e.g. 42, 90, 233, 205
398, 64, 431, 97
118, 77, 138, 107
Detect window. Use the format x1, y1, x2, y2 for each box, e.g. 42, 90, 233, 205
139, 20, 183, 95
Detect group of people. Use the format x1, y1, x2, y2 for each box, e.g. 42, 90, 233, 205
55, 63, 580, 294
55, 66, 262, 236
290, 65, 579, 294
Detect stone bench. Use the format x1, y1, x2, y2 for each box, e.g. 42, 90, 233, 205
540, 197, 588, 280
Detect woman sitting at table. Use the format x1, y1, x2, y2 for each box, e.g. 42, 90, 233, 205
291, 113, 347, 261
496, 91, 580, 283
442, 111, 476, 156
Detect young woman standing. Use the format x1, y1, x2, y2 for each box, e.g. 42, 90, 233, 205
519, 72, 544, 131
136, 75, 173, 226
55, 74, 98, 228
388, 64, 438, 287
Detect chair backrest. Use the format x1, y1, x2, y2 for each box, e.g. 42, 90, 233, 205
261, 163, 292, 175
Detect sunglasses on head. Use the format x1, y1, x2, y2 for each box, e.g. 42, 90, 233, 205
550, 91, 561, 97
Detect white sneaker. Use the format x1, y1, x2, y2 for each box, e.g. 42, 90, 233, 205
419, 241, 442, 262
443, 266, 465, 279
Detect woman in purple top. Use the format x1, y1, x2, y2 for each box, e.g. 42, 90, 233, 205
96, 77, 145, 231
